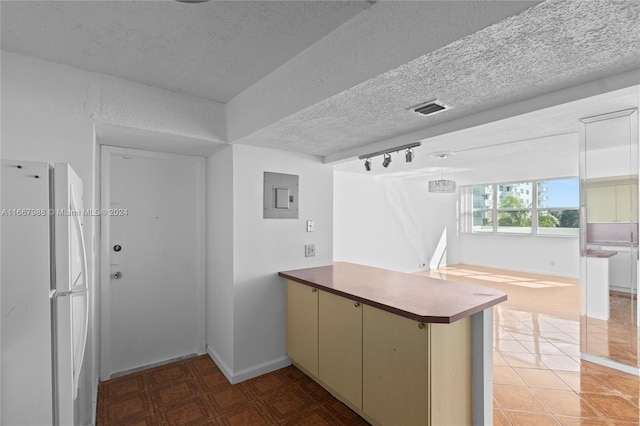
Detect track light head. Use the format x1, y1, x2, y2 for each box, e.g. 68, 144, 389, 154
382, 153, 392, 168
364, 159, 372, 171
405, 149, 413, 163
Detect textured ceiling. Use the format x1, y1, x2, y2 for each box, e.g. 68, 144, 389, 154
1, 0, 638, 161
334, 86, 640, 184
235, 0, 640, 156
0, 0, 370, 102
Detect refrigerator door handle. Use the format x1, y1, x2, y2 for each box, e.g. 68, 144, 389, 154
69, 187, 89, 400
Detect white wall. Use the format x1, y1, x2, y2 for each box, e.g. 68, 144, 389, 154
334, 171, 460, 273
460, 233, 580, 278
1, 51, 226, 423
88, 72, 226, 144
206, 146, 235, 374
206, 144, 333, 382
1, 51, 98, 425
334, 171, 580, 279
2, 51, 336, 396
232, 145, 333, 379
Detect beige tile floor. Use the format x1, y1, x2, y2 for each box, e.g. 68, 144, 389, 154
426, 265, 640, 425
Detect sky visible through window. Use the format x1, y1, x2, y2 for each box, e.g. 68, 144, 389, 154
541, 178, 579, 208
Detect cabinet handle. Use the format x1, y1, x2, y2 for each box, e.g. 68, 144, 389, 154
418, 323, 425, 329
354, 302, 360, 308
311, 288, 317, 293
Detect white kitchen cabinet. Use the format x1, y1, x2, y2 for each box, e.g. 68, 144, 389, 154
600, 245, 637, 294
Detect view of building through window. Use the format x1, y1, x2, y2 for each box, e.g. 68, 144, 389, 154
469, 178, 579, 235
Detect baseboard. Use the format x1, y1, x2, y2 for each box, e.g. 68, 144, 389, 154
206, 346, 291, 384
581, 352, 640, 376
231, 355, 292, 384
109, 353, 199, 379
206, 346, 235, 384
91, 379, 99, 426
610, 285, 637, 295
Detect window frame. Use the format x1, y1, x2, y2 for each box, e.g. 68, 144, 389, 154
463, 177, 579, 236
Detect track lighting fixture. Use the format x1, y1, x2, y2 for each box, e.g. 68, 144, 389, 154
358, 142, 421, 171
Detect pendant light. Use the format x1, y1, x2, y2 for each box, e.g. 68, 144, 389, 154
428, 153, 456, 193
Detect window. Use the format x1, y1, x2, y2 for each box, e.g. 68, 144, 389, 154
497, 182, 532, 233
536, 178, 580, 236
471, 185, 493, 232
464, 178, 579, 236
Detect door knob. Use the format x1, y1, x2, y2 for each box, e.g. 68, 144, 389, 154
112, 271, 122, 279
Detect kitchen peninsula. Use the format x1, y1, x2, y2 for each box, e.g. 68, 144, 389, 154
279, 262, 507, 426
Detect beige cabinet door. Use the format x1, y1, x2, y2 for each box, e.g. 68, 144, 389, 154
616, 184, 638, 222
287, 280, 319, 377
319, 291, 363, 409
430, 318, 473, 426
632, 183, 638, 222
587, 186, 616, 222
362, 305, 428, 426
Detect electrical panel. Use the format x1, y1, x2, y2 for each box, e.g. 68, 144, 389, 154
263, 172, 299, 219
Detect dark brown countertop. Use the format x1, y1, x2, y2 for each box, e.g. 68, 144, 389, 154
279, 262, 507, 324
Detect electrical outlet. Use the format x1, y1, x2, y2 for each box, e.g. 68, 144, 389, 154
305, 244, 316, 257
419, 262, 426, 269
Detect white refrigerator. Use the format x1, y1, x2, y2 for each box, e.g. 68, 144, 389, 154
1, 160, 89, 425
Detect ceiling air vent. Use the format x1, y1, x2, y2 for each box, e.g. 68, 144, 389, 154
410, 100, 450, 117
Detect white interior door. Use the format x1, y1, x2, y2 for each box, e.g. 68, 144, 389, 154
100, 146, 205, 378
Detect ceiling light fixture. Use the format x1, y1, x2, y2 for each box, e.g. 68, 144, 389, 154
405, 148, 414, 163
358, 142, 421, 171
428, 153, 456, 193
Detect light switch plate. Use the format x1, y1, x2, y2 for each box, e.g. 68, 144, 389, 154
306, 220, 315, 232
305, 244, 316, 257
